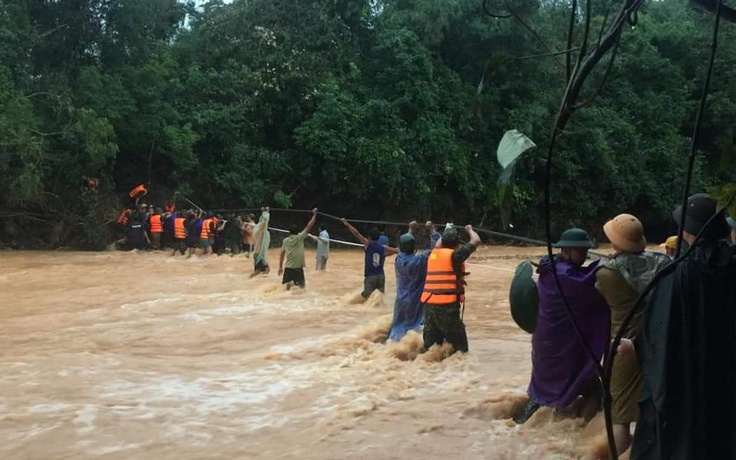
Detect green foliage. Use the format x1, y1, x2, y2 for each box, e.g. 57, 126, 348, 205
2, 0, 736, 248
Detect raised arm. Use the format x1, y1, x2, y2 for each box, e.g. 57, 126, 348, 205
408, 221, 418, 236
465, 225, 481, 248
342, 218, 368, 246
384, 246, 399, 256
304, 208, 318, 234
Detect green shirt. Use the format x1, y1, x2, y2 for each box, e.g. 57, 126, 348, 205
282, 230, 308, 269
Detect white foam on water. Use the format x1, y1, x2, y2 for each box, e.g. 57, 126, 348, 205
89, 443, 140, 455
29, 402, 72, 414
73, 404, 98, 435
119, 297, 183, 310
180, 303, 269, 322
268, 334, 339, 354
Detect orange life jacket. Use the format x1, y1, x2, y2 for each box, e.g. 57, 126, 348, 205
174, 217, 186, 239
117, 208, 132, 226
200, 218, 211, 239
149, 214, 162, 233
129, 184, 147, 198
420, 248, 466, 306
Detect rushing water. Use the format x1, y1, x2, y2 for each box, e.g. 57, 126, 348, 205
0, 248, 620, 460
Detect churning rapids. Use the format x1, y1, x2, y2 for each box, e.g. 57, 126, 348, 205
0, 248, 622, 460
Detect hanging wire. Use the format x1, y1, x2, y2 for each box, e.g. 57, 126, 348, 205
675, 0, 724, 258
537, 0, 722, 457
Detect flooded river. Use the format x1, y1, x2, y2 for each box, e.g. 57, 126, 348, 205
0, 247, 617, 459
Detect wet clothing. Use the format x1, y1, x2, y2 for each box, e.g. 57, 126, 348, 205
528, 256, 609, 409
282, 230, 308, 269
129, 222, 146, 250
150, 233, 161, 250
317, 230, 330, 258
421, 243, 476, 352
225, 218, 242, 254
429, 231, 441, 249
596, 252, 670, 424
186, 219, 199, 248
282, 267, 305, 287
424, 304, 468, 352
362, 275, 385, 299
631, 241, 736, 460
253, 211, 271, 269
364, 241, 386, 277
388, 251, 431, 341
316, 256, 327, 271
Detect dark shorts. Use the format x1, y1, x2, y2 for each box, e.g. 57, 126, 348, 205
187, 239, 198, 248
200, 238, 211, 248
243, 244, 253, 252
282, 268, 305, 287
423, 304, 468, 353
362, 274, 385, 298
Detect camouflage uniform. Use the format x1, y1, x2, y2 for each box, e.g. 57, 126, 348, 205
422, 243, 476, 353
423, 304, 468, 352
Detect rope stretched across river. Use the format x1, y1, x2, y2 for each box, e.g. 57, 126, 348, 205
202, 203, 607, 255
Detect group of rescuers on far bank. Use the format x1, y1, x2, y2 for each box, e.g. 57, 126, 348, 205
254, 195, 736, 460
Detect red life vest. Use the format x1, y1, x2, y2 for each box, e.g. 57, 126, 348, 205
149, 214, 162, 234
117, 208, 132, 226
174, 218, 186, 239
200, 218, 211, 239
129, 184, 147, 198
420, 248, 466, 306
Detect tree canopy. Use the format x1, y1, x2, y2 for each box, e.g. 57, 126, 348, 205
1, 0, 734, 248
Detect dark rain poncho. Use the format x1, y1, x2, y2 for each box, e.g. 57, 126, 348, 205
528, 256, 609, 408
631, 241, 736, 460
388, 251, 430, 342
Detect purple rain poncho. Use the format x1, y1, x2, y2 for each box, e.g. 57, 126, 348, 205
528, 256, 610, 408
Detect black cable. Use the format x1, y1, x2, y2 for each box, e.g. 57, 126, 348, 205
676, 0, 723, 258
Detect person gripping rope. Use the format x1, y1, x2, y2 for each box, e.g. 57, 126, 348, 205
342, 219, 399, 300
595, 214, 670, 456
311, 225, 330, 271
420, 225, 481, 354
514, 228, 609, 425
278, 208, 318, 289
148, 207, 163, 250
388, 222, 432, 342
250, 209, 272, 277
172, 213, 187, 256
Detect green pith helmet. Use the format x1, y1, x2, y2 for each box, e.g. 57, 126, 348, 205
441, 227, 459, 246
553, 228, 595, 249
509, 260, 539, 334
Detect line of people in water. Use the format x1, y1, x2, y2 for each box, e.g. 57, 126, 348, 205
115, 189, 736, 460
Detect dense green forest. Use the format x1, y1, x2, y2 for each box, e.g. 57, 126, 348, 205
1, 0, 734, 249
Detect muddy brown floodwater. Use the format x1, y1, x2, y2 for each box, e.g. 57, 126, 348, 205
0, 247, 622, 460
